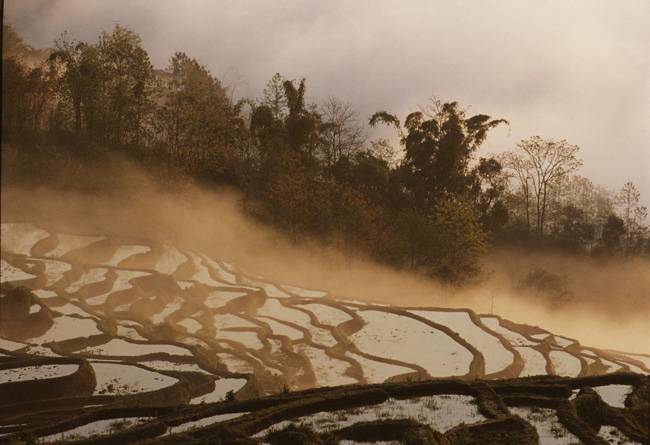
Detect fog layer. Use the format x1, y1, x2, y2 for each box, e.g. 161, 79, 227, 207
1, 159, 648, 354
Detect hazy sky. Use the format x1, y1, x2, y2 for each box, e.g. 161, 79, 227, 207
5, 0, 650, 208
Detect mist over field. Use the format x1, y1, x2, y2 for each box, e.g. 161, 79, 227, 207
2, 0, 650, 358
2, 157, 648, 354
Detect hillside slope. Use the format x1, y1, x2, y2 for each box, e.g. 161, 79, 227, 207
1, 222, 649, 444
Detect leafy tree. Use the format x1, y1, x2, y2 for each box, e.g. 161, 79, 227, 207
98, 24, 157, 147
283, 78, 318, 154
246, 74, 317, 235
347, 151, 391, 203
49, 37, 105, 134
246, 76, 392, 256
156, 52, 240, 182
250, 103, 285, 151
251, 148, 328, 240
469, 157, 509, 236
518, 268, 574, 307
553, 204, 596, 251
367, 137, 399, 167
24, 63, 57, 131
599, 214, 625, 252
3, 21, 52, 63
327, 179, 384, 251
394, 208, 435, 269
50, 25, 156, 149
2, 55, 56, 136
261, 72, 288, 121
2, 57, 30, 133
3, 22, 32, 58
249, 82, 290, 188
370, 97, 507, 209
367, 98, 503, 282
427, 195, 490, 284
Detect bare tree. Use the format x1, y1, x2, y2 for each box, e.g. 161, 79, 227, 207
319, 96, 367, 167
618, 182, 648, 253
501, 136, 582, 239
499, 151, 533, 232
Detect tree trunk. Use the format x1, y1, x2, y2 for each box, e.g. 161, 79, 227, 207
539, 182, 548, 239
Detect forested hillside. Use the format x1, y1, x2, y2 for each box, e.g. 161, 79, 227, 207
3, 22, 648, 286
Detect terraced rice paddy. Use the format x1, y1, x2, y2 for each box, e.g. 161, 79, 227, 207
91, 362, 178, 395
592, 384, 633, 408
509, 406, 581, 445
1, 222, 649, 444
40, 417, 152, 443
1, 260, 37, 282
0, 364, 78, 382
255, 394, 485, 437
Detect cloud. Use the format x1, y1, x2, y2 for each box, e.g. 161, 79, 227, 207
5, 0, 650, 206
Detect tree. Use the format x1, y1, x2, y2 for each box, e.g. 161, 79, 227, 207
248, 76, 292, 189
499, 150, 533, 233
469, 157, 509, 236
25, 63, 57, 131
50, 37, 105, 134
98, 24, 157, 148
428, 195, 490, 284
3, 22, 32, 59
367, 137, 399, 168
3, 21, 52, 64
283, 78, 317, 153
553, 204, 596, 251
368, 97, 503, 283
50, 24, 157, 150
599, 214, 625, 252
501, 136, 582, 240
370, 97, 507, 209
3, 23, 56, 135
318, 96, 367, 168
348, 151, 391, 203
394, 208, 435, 269
617, 182, 648, 254
261, 73, 288, 121
2, 57, 30, 133
518, 268, 574, 308
539, 175, 614, 251
156, 52, 240, 182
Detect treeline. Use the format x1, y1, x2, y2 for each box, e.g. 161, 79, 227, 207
2, 23, 648, 284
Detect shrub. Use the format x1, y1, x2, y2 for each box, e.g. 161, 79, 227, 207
518, 267, 574, 307
0, 285, 33, 318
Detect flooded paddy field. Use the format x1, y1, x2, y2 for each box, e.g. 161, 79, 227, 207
1, 223, 648, 443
